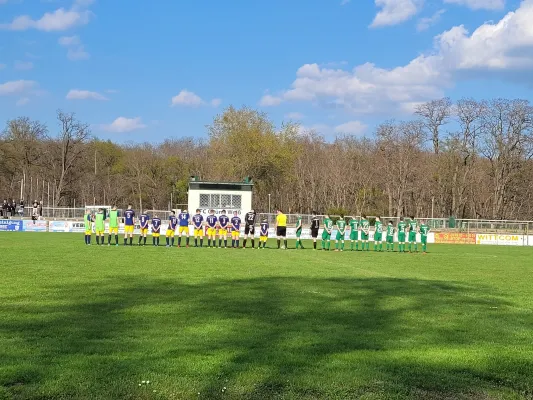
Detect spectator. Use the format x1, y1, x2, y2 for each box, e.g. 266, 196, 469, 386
32, 201, 38, 223
2, 199, 7, 218
18, 199, 24, 217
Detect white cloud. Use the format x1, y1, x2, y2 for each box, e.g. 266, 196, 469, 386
16, 97, 29, 106
417, 9, 445, 31
259, 94, 283, 106
334, 121, 368, 135
371, 0, 424, 27
285, 112, 305, 120
261, 0, 533, 115
443, 0, 505, 10
103, 117, 146, 133
58, 35, 89, 60
14, 61, 33, 70
171, 90, 204, 107
211, 98, 222, 107
0, 80, 37, 96
66, 89, 107, 101
0, 8, 91, 31
58, 35, 80, 46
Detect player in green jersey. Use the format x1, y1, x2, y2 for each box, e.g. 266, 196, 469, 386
321, 214, 333, 250
295, 215, 305, 249
84, 208, 92, 245
360, 215, 370, 251
397, 217, 407, 252
386, 220, 395, 251
107, 205, 119, 246
419, 220, 430, 253
373, 216, 384, 251
335, 215, 346, 251
408, 216, 418, 252
348, 216, 359, 251
94, 208, 105, 245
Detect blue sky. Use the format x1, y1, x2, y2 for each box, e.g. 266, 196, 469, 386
1, 0, 532, 142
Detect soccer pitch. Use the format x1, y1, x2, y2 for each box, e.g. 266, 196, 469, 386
1, 233, 532, 400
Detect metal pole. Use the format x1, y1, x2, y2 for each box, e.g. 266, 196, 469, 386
268, 194, 271, 214
20, 179, 23, 200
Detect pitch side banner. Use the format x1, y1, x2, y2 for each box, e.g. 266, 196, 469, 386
0, 220, 23, 231
434, 232, 476, 244
22, 220, 47, 232
476, 234, 525, 246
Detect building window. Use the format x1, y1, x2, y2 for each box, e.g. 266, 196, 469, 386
199, 194, 242, 209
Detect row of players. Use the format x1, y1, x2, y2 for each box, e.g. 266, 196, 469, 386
83, 206, 431, 252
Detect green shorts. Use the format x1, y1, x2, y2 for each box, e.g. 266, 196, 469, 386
361, 232, 369, 241
296, 228, 302, 238
409, 232, 417, 242
336, 231, 345, 241
421, 235, 427, 245
322, 231, 331, 240
350, 231, 358, 241
374, 233, 382, 242
386, 235, 394, 244
398, 232, 406, 242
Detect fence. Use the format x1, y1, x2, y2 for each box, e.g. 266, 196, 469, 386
1, 207, 533, 236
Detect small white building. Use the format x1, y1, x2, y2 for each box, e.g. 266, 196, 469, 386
188, 178, 253, 216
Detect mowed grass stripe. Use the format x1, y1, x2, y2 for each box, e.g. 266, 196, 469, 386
0, 233, 532, 399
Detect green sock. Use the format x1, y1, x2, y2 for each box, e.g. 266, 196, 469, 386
350, 241, 354, 250
321, 240, 325, 249
335, 242, 339, 250
327, 241, 331, 250
423, 244, 427, 252
415, 243, 418, 251
366, 242, 370, 250
380, 243, 383, 251
341, 242, 344, 250
296, 240, 299, 249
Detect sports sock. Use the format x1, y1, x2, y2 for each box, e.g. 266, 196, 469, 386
415, 243, 418, 251
143, 237, 146, 245
350, 241, 353, 250
108, 235, 111, 244
296, 240, 299, 249
314, 241, 317, 249
236, 240, 239, 247
200, 238, 203, 247
171, 237, 175, 246
88, 235, 91, 244
243, 239, 247, 248
194, 238, 198, 247
263, 241, 266, 248
366, 242, 370, 251
152, 237, 155, 245
251, 239, 255, 248
356, 242, 359, 250
186, 237, 190, 246
96, 236, 100, 245
166, 237, 169, 246
335, 242, 339, 250
284, 240, 287, 248
84, 235, 88, 244
138, 236, 142, 245
321, 240, 325, 249
178, 237, 182, 246
341, 241, 344, 250
277, 239, 280, 249
219, 239, 222, 247
232, 239, 235, 248
129, 237, 132, 246
124, 238, 127, 245
379, 243, 383, 251
408, 243, 412, 252
224, 239, 227, 247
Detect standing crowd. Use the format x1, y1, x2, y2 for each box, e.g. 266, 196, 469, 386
83, 206, 431, 253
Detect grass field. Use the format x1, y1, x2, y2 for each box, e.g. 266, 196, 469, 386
1, 233, 533, 400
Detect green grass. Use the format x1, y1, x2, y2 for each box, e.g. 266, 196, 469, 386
1, 233, 533, 400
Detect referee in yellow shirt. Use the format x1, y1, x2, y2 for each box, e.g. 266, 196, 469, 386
275, 209, 288, 249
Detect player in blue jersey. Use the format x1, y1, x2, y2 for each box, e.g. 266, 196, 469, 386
177, 209, 190, 248
151, 214, 162, 246
166, 211, 178, 247
123, 204, 135, 246
218, 210, 230, 248
138, 211, 150, 246
206, 210, 218, 248
192, 209, 204, 247
258, 218, 269, 249
230, 211, 241, 248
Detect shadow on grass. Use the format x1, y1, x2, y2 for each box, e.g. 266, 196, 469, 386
0, 276, 532, 399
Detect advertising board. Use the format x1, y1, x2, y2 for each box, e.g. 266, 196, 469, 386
476, 234, 524, 246
22, 220, 47, 232
0, 220, 23, 231
434, 232, 476, 244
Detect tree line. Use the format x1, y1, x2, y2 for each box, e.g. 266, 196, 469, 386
1, 98, 533, 220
